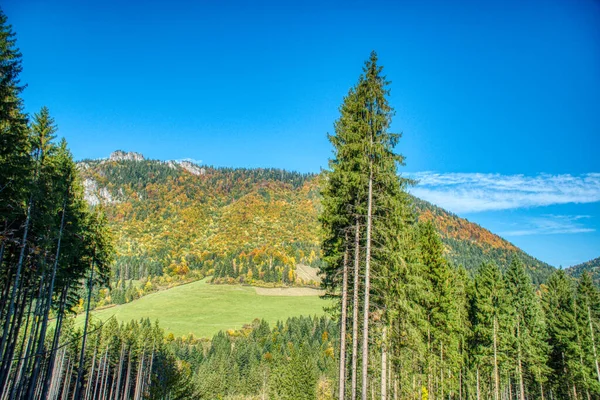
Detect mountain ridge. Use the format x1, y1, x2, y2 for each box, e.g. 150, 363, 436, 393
566, 256, 600, 285
77, 152, 556, 286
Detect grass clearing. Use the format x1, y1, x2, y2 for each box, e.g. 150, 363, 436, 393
77, 279, 330, 338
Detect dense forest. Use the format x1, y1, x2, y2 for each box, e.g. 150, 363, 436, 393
566, 257, 600, 286
318, 52, 600, 400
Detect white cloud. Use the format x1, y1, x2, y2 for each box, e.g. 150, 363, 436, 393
408, 172, 600, 214
500, 215, 595, 237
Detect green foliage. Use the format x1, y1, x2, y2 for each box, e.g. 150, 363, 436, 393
176, 316, 336, 399
567, 256, 600, 287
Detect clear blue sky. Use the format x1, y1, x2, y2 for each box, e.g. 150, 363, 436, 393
4, 0, 600, 267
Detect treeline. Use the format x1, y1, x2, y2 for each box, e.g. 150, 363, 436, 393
36, 318, 193, 400
567, 256, 600, 287
172, 315, 338, 399
320, 52, 600, 400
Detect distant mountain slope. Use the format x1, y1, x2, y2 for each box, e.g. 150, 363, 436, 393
413, 197, 555, 284
566, 257, 600, 286
79, 151, 556, 286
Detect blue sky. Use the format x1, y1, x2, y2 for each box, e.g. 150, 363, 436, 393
4, 0, 600, 267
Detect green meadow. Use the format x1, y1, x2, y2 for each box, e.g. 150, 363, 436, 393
77, 279, 330, 338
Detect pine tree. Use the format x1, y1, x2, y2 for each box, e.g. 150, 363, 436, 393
321, 51, 413, 399
575, 272, 600, 395
418, 221, 462, 399
543, 270, 583, 399
504, 258, 550, 399
471, 262, 510, 400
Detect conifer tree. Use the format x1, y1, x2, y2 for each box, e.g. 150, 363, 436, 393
504, 258, 550, 399
543, 270, 584, 399
418, 221, 462, 399
471, 262, 510, 400
321, 51, 412, 399
575, 272, 600, 394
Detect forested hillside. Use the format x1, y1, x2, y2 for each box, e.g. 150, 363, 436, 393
567, 256, 600, 285
79, 156, 321, 289
413, 197, 555, 284
79, 153, 555, 288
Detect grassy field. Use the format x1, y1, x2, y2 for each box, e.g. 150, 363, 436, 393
78, 279, 330, 338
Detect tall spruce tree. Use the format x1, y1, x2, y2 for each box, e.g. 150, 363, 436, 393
504, 258, 550, 399
575, 272, 600, 395
321, 51, 413, 399
418, 221, 462, 399
543, 270, 585, 399
471, 262, 510, 400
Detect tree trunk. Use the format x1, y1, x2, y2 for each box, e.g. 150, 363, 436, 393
361, 160, 373, 400
30, 197, 68, 400
440, 343, 444, 400
586, 305, 600, 385
43, 284, 70, 399
493, 316, 500, 400
351, 220, 361, 400
74, 259, 95, 400
0, 194, 33, 376
516, 321, 525, 400
339, 242, 350, 400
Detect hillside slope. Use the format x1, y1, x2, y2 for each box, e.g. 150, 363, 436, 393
80, 278, 328, 338
79, 151, 555, 287
566, 257, 600, 286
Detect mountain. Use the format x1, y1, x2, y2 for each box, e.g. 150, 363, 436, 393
413, 197, 555, 284
566, 257, 600, 286
78, 151, 556, 288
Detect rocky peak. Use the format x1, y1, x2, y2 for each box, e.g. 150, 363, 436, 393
178, 161, 205, 176
109, 150, 145, 162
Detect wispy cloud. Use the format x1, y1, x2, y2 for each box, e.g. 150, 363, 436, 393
500, 215, 595, 237
408, 172, 600, 214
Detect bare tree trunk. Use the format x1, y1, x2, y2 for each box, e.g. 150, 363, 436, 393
351, 220, 361, 400
516, 321, 525, 400
123, 354, 132, 400
493, 316, 500, 400
339, 242, 350, 400
74, 259, 94, 400
30, 198, 68, 400
440, 343, 444, 400
114, 344, 125, 400
8, 287, 33, 400
0, 194, 33, 373
586, 305, 600, 385
84, 345, 97, 400
361, 161, 373, 400
44, 284, 70, 399
62, 357, 73, 400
